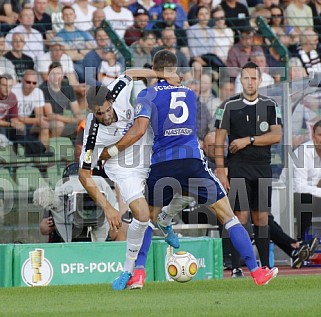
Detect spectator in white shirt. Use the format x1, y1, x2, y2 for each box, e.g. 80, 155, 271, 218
72, 0, 96, 31
5, 7, 44, 61
103, 0, 134, 38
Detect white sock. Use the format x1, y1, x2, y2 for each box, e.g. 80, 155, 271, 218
158, 194, 195, 227
123, 218, 149, 273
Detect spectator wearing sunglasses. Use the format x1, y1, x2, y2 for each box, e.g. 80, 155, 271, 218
149, 0, 187, 30
12, 69, 52, 155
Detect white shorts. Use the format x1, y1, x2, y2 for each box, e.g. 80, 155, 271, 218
105, 166, 148, 204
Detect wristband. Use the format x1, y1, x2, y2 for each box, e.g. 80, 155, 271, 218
107, 145, 119, 157
250, 136, 255, 145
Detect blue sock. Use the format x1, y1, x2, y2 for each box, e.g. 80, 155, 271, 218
225, 217, 258, 272
134, 225, 153, 268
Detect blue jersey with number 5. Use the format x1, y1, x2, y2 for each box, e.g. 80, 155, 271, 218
135, 80, 202, 165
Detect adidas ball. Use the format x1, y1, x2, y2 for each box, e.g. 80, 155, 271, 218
166, 251, 198, 283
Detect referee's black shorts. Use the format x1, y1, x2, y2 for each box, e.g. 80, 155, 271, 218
228, 163, 272, 213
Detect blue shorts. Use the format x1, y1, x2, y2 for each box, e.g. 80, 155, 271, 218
146, 158, 226, 207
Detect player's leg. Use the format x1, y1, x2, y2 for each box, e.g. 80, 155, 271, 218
126, 222, 153, 289
210, 196, 278, 285
155, 194, 195, 248
110, 176, 150, 291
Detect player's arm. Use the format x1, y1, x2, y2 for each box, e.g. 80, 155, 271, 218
99, 117, 150, 160
78, 168, 122, 231
124, 69, 180, 86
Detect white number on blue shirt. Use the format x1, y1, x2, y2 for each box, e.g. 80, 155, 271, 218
169, 92, 188, 124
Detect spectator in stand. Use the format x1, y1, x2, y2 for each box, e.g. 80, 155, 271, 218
149, 0, 187, 30
83, 27, 117, 86
220, 0, 249, 32
187, 6, 223, 81
188, 0, 214, 27
5, 7, 44, 61
295, 29, 321, 76
72, 0, 96, 32
308, 0, 321, 43
0, 0, 18, 34
33, 0, 53, 39
285, 0, 313, 33
57, 5, 95, 83
0, 74, 26, 150
98, 46, 123, 86
12, 69, 51, 153
4, 32, 34, 83
197, 72, 217, 147
47, 0, 64, 33
35, 37, 79, 87
124, 7, 149, 46
268, 4, 286, 36
129, 30, 156, 67
211, 79, 235, 115
0, 34, 17, 82
39, 62, 84, 138
151, 28, 193, 82
103, 0, 134, 38
226, 23, 264, 80
152, 3, 189, 59
126, 0, 155, 15
90, 7, 105, 34
234, 51, 274, 93
212, 5, 234, 64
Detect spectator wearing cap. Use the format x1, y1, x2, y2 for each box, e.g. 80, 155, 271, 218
4, 33, 34, 83
72, 0, 96, 32
57, 5, 95, 83
103, 0, 134, 38
98, 46, 123, 86
124, 7, 149, 46
149, 0, 187, 30
226, 24, 264, 79
5, 7, 44, 61
151, 2, 189, 59
33, 0, 53, 39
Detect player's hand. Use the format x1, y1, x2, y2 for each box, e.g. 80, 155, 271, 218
99, 147, 111, 160
105, 207, 122, 232
229, 137, 249, 154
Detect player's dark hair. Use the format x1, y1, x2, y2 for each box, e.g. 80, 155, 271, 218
86, 86, 114, 111
313, 120, 321, 133
241, 61, 262, 78
152, 49, 177, 71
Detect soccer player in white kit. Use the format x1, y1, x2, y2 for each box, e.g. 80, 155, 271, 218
79, 69, 179, 290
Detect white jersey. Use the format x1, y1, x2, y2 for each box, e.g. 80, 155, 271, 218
12, 84, 45, 117
79, 76, 152, 176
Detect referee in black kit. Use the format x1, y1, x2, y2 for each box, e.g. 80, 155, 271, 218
214, 62, 283, 277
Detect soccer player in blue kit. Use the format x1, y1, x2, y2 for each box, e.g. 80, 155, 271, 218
104, 50, 278, 287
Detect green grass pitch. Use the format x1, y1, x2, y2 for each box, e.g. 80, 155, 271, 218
1, 275, 321, 317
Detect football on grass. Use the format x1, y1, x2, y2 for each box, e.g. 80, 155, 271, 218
166, 251, 198, 282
